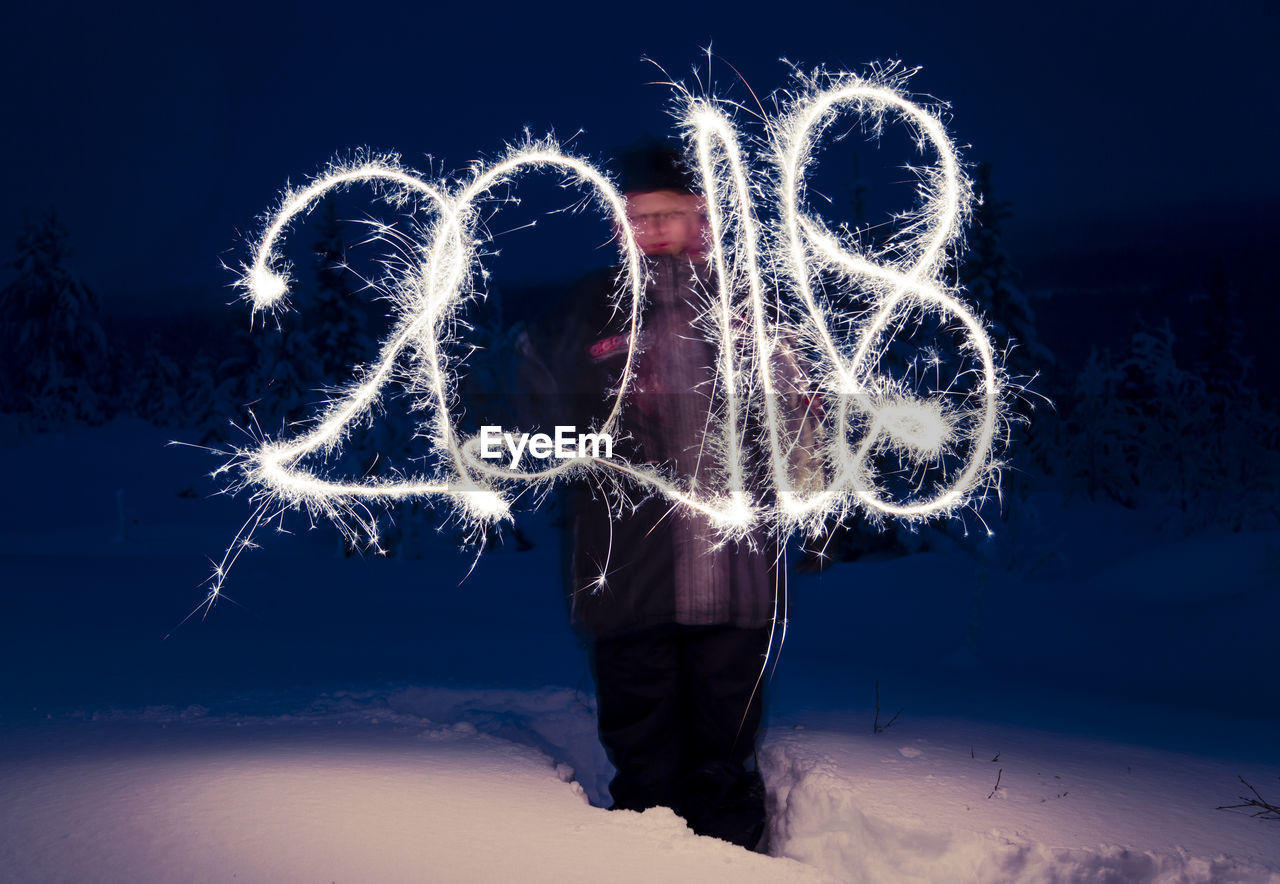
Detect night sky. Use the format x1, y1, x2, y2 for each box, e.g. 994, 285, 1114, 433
3, 0, 1276, 316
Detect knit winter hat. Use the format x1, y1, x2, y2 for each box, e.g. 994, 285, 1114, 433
613, 139, 697, 195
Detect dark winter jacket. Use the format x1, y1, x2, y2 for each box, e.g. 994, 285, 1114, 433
518, 256, 782, 639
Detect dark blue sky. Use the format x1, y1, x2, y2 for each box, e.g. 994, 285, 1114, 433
3, 0, 1275, 313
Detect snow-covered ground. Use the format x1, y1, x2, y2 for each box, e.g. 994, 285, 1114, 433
1, 418, 1277, 882
0, 697, 822, 883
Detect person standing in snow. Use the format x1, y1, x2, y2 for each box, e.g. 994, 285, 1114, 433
517, 142, 816, 850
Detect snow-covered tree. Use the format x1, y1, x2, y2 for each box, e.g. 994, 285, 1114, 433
1063, 313, 1278, 529
182, 348, 220, 431
248, 311, 327, 432
310, 200, 374, 384
961, 164, 1052, 374
1063, 346, 1133, 505
960, 163, 1053, 480
1186, 263, 1280, 530
1114, 321, 1205, 510
200, 203, 365, 442
125, 332, 185, 424
306, 202, 423, 556
1193, 262, 1250, 404
0, 209, 109, 423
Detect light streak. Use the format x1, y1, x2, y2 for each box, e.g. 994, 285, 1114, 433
213, 68, 1009, 599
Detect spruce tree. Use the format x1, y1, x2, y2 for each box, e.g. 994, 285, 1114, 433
1115, 322, 1204, 512
1194, 261, 1250, 407
959, 162, 1057, 495
961, 163, 1051, 377
1065, 346, 1131, 504
216, 205, 362, 437
128, 332, 184, 424
308, 202, 423, 556
311, 200, 373, 385
1187, 262, 1279, 529
0, 209, 109, 423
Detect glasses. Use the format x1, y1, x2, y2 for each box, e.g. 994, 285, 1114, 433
630, 209, 697, 228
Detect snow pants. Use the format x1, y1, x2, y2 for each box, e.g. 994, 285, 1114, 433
591, 623, 771, 850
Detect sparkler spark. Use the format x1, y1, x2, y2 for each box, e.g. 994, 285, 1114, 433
213, 67, 1009, 600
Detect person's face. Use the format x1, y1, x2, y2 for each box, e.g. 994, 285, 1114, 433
624, 190, 705, 258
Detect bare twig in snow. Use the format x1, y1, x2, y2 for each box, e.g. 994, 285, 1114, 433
1217, 776, 1280, 821
873, 680, 903, 735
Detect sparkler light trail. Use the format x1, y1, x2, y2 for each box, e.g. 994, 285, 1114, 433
213, 67, 1010, 599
